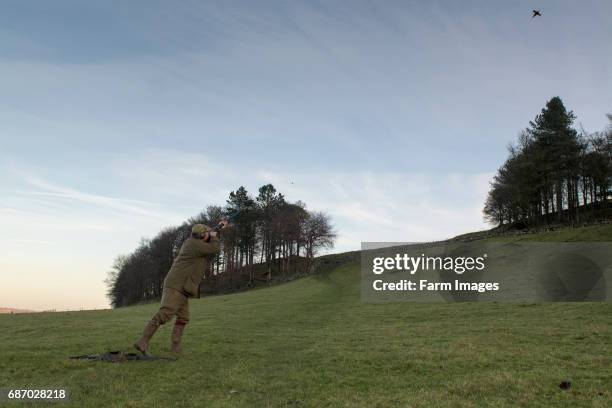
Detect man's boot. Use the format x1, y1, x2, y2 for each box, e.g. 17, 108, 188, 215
170, 321, 186, 353
134, 321, 159, 355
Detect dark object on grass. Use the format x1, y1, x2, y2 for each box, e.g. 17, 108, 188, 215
69, 350, 176, 362
559, 381, 572, 390
532, 10, 542, 18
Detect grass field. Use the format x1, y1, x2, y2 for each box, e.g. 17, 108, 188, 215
1, 225, 611, 407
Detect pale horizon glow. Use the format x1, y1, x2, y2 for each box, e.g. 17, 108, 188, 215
1, 0, 610, 310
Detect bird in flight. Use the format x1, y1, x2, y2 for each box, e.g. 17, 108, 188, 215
532, 10, 542, 18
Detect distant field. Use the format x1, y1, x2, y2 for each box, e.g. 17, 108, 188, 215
1, 225, 611, 407
0, 308, 35, 314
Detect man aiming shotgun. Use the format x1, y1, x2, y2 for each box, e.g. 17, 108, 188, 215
134, 219, 229, 355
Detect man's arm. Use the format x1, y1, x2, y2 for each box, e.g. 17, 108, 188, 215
193, 220, 228, 256
193, 234, 221, 256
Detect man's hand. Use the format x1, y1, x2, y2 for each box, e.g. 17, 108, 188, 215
218, 219, 229, 229
203, 230, 218, 242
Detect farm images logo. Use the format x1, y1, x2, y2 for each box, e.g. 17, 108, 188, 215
361, 242, 612, 303
371, 253, 499, 293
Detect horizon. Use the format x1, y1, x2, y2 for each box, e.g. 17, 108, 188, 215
1, 0, 611, 310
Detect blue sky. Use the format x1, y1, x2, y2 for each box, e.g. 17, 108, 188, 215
1, 0, 611, 310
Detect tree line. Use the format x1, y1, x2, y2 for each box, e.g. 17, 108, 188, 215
484, 97, 611, 227
106, 184, 336, 307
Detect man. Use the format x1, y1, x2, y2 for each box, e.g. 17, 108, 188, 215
134, 221, 227, 355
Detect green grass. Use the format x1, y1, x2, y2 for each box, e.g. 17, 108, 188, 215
1, 226, 612, 407
490, 223, 612, 243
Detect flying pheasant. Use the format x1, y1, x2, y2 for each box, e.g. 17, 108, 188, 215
532, 10, 542, 18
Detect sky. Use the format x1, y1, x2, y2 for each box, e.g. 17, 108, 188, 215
1, 0, 610, 310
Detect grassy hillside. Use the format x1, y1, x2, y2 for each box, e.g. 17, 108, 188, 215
489, 223, 612, 243
1, 226, 611, 407
451, 222, 612, 243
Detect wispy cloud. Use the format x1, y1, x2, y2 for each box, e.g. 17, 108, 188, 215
7, 166, 179, 222
19, 184, 159, 217
106, 149, 492, 246
5, 238, 55, 245
5, 149, 491, 250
